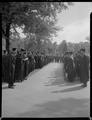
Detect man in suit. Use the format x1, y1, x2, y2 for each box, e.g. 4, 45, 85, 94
78, 48, 90, 87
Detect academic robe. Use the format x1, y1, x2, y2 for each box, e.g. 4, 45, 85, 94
78, 55, 89, 83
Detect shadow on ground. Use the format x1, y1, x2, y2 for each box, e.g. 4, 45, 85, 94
2, 69, 40, 90
17, 98, 90, 117
2, 86, 9, 89
2, 84, 16, 89
52, 85, 84, 93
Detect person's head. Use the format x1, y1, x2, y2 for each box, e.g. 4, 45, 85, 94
18, 50, 21, 55
69, 51, 73, 57
20, 48, 25, 55
64, 51, 68, 56
80, 48, 85, 56
29, 51, 32, 55
3, 50, 8, 55
23, 50, 27, 57
12, 48, 17, 56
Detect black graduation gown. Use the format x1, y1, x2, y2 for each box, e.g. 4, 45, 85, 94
3, 54, 15, 85
2, 55, 9, 82
28, 55, 35, 73
14, 54, 22, 82
78, 55, 89, 83
37, 55, 42, 68
74, 55, 80, 77
65, 57, 75, 82
21, 56, 25, 81
31, 55, 35, 70
34, 55, 38, 69
23, 57, 29, 78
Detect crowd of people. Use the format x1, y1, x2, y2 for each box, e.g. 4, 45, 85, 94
62, 48, 90, 87
2, 47, 90, 88
2, 48, 63, 88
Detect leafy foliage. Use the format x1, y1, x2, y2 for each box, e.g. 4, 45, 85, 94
57, 40, 68, 55
0, 2, 73, 52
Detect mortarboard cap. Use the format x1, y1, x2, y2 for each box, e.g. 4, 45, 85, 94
21, 48, 25, 51
69, 51, 73, 54
3, 50, 7, 53
12, 48, 17, 51
80, 48, 85, 52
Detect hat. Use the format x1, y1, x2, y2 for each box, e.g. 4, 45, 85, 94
80, 48, 85, 52
69, 51, 73, 54
64, 51, 68, 55
21, 48, 25, 51
12, 48, 17, 51
3, 50, 7, 53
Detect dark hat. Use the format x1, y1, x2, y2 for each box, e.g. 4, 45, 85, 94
64, 51, 68, 54
3, 50, 7, 53
66, 51, 72, 54
69, 51, 73, 54
21, 48, 25, 51
80, 48, 85, 52
12, 48, 17, 51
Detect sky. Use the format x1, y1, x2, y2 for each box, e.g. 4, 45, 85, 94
52, 2, 92, 44
18, 2, 92, 44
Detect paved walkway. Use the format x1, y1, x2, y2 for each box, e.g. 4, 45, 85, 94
2, 63, 90, 117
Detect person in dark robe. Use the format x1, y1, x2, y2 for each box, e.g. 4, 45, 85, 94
34, 52, 39, 69
42, 54, 45, 67
28, 51, 32, 73
10, 48, 17, 87
28, 51, 35, 73
32, 52, 35, 70
78, 48, 89, 87
14, 50, 22, 82
64, 51, 75, 82
22, 51, 29, 79
62, 52, 69, 81
37, 53, 42, 68
3, 53, 13, 87
5, 48, 17, 88
43, 55, 46, 65
74, 51, 81, 80
2, 50, 8, 83
20, 49, 25, 81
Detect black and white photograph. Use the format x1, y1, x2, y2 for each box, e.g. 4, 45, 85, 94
1, 2, 91, 118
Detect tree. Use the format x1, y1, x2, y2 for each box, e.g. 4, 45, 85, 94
57, 40, 68, 55
1, 2, 73, 53
1, 2, 32, 52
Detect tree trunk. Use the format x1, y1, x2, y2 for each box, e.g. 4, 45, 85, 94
6, 22, 11, 53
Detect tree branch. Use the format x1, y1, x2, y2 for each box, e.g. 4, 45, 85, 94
11, 24, 20, 38
2, 28, 6, 38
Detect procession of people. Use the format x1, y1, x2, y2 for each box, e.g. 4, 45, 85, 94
2, 47, 90, 89
62, 48, 90, 87
2, 48, 59, 88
